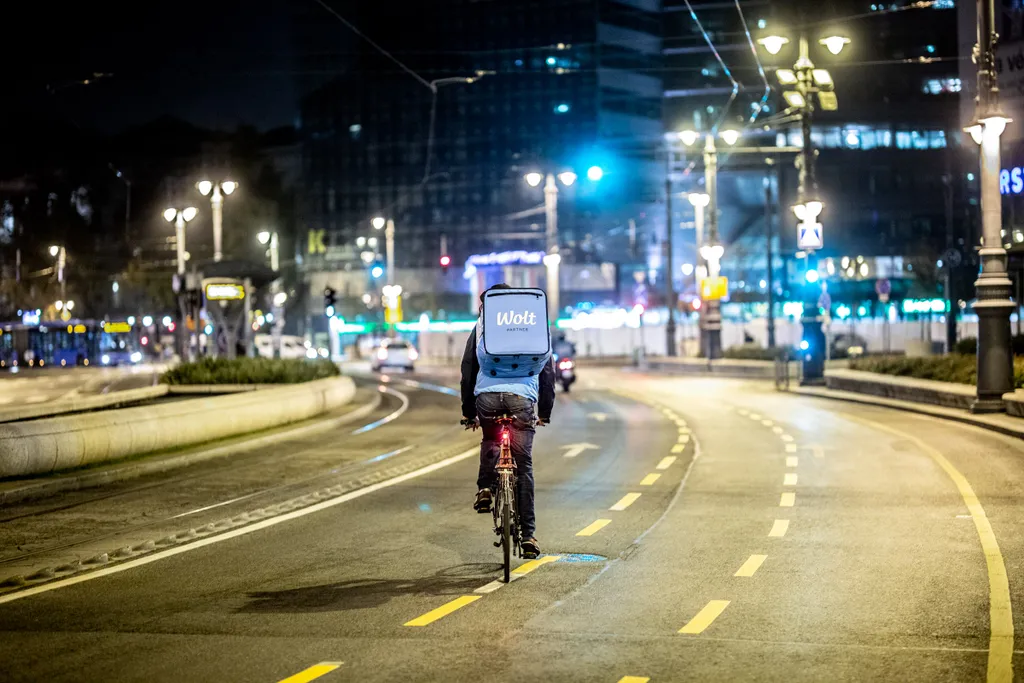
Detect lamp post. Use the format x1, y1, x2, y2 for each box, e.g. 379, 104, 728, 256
688, 193, 710, 356
525, 169, 597, 326
258, 230, 283, 358
197, 180, 237, 262
48, 245, 66, 305
758, 27, 848, 383
164, 206, 198, 359
677, 130, 739, 359
966, 0, 1014, 412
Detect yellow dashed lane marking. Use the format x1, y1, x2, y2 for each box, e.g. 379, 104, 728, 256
848, 416, 1013, 683
404, 595, 481, 626
640, 473, 661, 486
576, 519, 612, 536
679, 600, 730, 634
618, 678, 650, 683
277, 662, 344, 683
610, 493, 642, 511
780, 434, 794, 443
780, 492, 795, 507
784, 473, 798, 486
656, 456, 677, 470
734, 554, 767, 577
671, 444, 686, 453
761, 419, 773, 426
513, 555, 560, 576
677, 434, 690, 444
785, 444, 798, 453
773, 426, 784, 435
769, 519, 789, 537
786, 456, 799, 467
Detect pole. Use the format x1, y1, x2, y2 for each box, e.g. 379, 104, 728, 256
765, 176, 776, 348
665, 148, 677, 356
694, 202, 705, 358
943, 173, 957, 352
972, 0, 1015, 412
174, 213, 188, 361
385, 219, 396, 286
703, 134, 721, 360
211, 184, 224, 262
270, 232, 283, 359
544, 174, 561, 326
58, 247, 66, 304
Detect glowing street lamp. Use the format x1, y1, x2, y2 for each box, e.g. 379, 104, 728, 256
196, 180, 236, 262
524, 172, 544, 187
819, 35, 851, 55
558, 171, 577, 187
757, 34, 789, 55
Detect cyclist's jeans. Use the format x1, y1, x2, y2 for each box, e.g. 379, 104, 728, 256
476, 392, 537, 539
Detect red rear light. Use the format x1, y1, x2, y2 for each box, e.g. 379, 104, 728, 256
501, 429, 510, 444
559, 359, 573, 370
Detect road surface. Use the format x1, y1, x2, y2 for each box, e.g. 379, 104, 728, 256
0, 369, 1022, 682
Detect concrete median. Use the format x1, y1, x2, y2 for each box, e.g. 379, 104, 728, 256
0, 376, 356, 478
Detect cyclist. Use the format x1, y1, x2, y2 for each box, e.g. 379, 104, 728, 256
461, 283, 556, 560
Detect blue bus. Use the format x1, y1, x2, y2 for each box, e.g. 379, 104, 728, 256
0, 319, 142, 369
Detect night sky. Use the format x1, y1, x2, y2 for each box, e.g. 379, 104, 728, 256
9, 1, 297, 134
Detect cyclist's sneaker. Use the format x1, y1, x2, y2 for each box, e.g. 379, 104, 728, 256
521, 537, 540, 559
473, 489, 492, 513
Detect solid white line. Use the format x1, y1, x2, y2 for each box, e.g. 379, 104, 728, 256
0, 447, 479, 605
171, 492, 263, 518
350, 385, 410, 434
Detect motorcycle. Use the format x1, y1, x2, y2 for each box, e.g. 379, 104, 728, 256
557, 357, 576, 392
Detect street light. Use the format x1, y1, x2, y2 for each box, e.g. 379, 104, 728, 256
558, 171, 577, 187
719, 129, 740, 146
819, 35, 851, 55
525, 172, 543, 187
372, 216, 387, 230
196, 180, 237, 262
586, 166, 604, 181
49, 245, 59, 257
257, 230, 283, 357
48, 245, 67, 304
757, 34, 789, 55
372, 216, 396, 289
164, 206, 198, 360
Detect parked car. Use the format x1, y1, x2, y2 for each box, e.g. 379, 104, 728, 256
371, 338, 418, 372
255, 334, 309, 360
831, 332, 868, 358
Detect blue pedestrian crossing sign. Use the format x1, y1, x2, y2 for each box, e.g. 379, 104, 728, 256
797, 221, 823, 250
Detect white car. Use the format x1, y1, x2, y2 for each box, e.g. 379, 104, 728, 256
371, 339, 418, 372
255, 334, 308, 360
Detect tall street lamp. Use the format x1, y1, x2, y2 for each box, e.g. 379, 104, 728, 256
523, 168, 600, 326
758, 26, 848, 383
197, 180, 237, 263
371, 215, 395, 286
48, 244, 67, 304
966, 0, 1014, 412
676, 130, 740, 359
258, 230, 284, 358
164, 206, 198, 359
687, 193, 710, 355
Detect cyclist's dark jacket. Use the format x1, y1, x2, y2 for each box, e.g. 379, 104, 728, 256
460, 327, 556, 421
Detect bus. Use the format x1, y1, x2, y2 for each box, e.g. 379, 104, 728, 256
0, 319, 143, 369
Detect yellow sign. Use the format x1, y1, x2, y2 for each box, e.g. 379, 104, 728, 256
308, 229, 326, 255
700, 276, 729, 301
384, 296, 403, 324
205, 283, 246, 301
103, 321, 132, 333
73, 324, 86, 334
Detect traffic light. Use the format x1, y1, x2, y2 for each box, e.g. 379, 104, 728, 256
323, 287, 337, 317
440, 254, 451, 274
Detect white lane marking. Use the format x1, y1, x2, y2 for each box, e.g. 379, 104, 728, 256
25, 395, 49, 404
562, 443, 600, 458
350, 385, 409, 434
786, 456, 799, 468
0, 448, 479, 605
784, 473, 798, 486
589, 413, 609, 422
171, 493, 263, 519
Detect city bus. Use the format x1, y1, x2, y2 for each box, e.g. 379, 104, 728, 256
0, 319, 142, 369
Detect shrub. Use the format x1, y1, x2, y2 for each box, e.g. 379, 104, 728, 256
849, 354, 1024, 388
161, 357, 340, 385
723, 345, 789, 361
951, 335, 1024, 355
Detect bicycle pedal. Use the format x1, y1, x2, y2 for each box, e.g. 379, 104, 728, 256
493, 540, 502, 548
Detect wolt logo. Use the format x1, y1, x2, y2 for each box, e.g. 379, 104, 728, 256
496, 310, 538, 326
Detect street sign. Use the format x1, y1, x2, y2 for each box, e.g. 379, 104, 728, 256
384, 296, 403, 324
205, 283, 246, 301
797, 221, 823, 250
700, 276, 729, 301
103, 321, 132, 333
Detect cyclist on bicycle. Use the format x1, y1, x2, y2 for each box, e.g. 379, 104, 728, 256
461, 283, 556, 560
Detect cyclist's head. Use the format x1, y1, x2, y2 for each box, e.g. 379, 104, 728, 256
480, 282, 512, 304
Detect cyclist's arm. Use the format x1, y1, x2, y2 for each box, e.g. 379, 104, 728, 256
460, 327, 479, 420
537, 356, 556, 420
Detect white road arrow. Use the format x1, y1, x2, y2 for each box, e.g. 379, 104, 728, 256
562, 443, 600, 458
588, 413, 609, 422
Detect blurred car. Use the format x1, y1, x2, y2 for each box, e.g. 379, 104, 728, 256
255, 334, 309, 360
371, 338, 418, 372
831, 332, 868, 358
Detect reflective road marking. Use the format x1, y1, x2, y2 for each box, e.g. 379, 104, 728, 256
610, 493, 642, 511
769, 519, 789, 537
671, 444, 686, 453
780, 434, 794, 442
404, 595, 482, 626
656, 456, 677, 470
734, 554, 767, 577
277, 662, 343, 683
640, 473, 661, 486
780, 492, 795, 507
785, 444, 798, 453
618, 678, 650, 683
786, 456, 799, 468
576, 519, 612, 536
679, 600, 730, 634
784, 473, 798, 486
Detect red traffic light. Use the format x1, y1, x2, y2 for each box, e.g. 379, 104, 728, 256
440, 255, 451, 267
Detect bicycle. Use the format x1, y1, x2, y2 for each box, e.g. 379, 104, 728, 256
463, 415, 521, 582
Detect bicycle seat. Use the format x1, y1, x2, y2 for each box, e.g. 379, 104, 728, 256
495, 415, 514, 425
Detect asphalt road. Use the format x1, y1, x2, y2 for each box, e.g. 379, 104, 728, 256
0, 365, 160, 405
0, 368, 1023, 682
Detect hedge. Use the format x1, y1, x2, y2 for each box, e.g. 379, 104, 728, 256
952, 336, 1024, 356
849, 354, 1024, 388
161, 357, 340, 385
722, 345, 790, 361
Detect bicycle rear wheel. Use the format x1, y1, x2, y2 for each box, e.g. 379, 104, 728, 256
501, 491, 511, 582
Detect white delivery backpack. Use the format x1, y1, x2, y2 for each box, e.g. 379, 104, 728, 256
479, 288, 551, 378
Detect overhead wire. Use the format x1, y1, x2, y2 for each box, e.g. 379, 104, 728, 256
733, 0, 771, 125
679, 0, 740, 132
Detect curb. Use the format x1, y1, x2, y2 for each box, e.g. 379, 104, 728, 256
0, 431, 476, 598
789, 386, 1024, 441
0, 391, 383, 507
